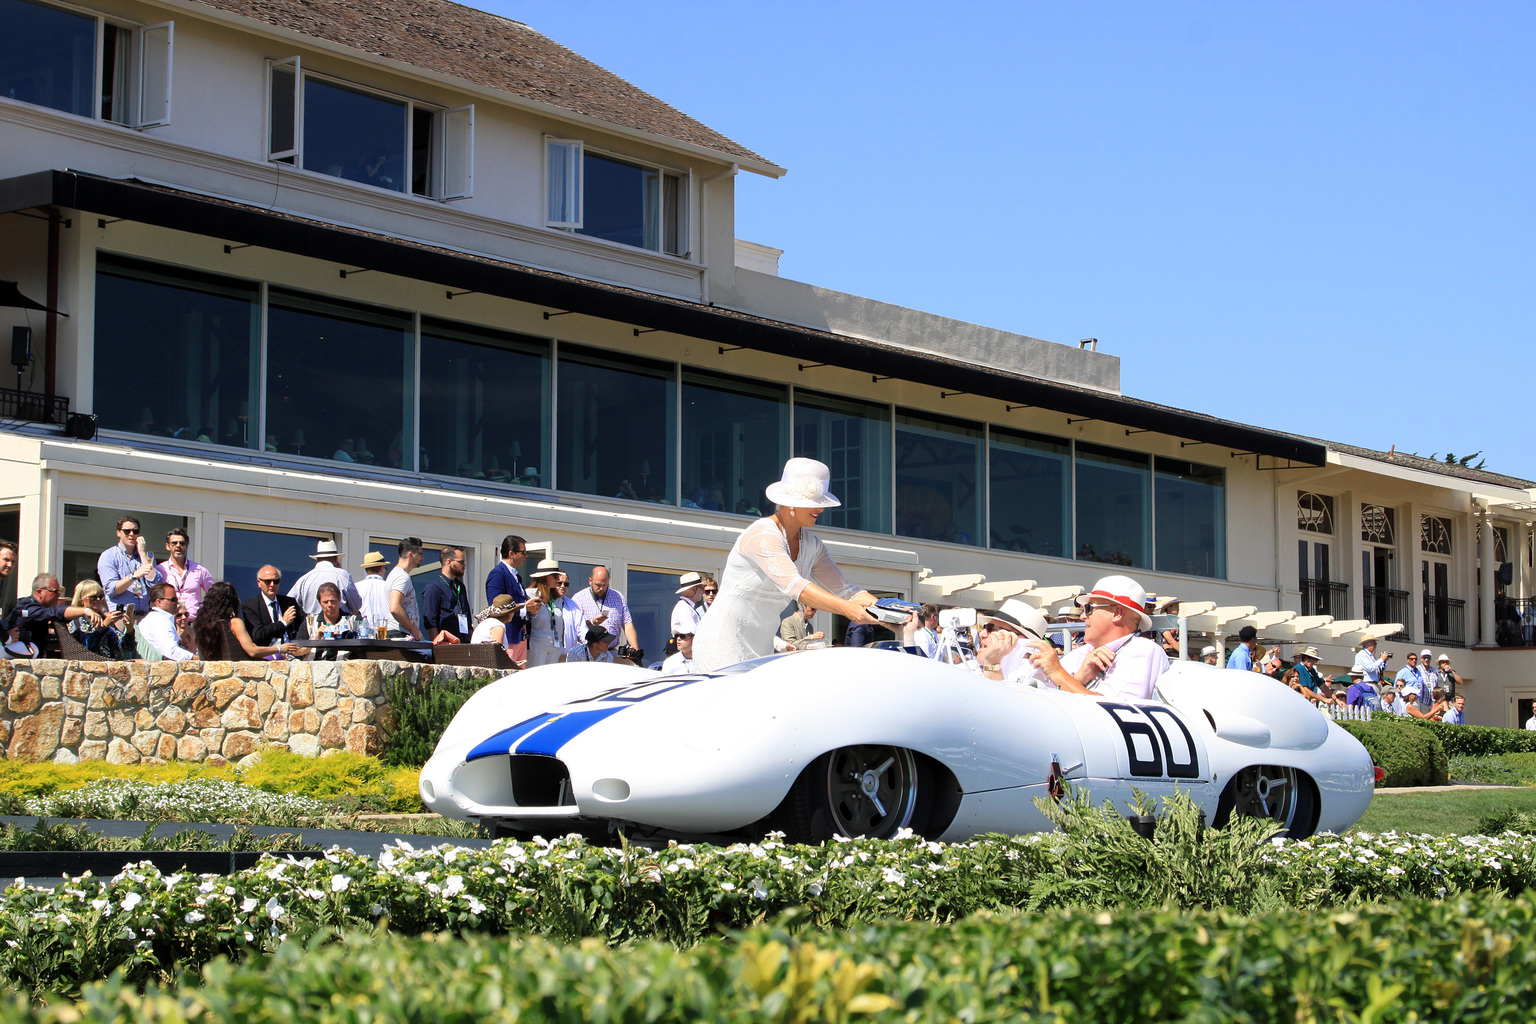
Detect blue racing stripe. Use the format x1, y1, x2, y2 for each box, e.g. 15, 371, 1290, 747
514, 707, 625, 757
465, 712, 561, 762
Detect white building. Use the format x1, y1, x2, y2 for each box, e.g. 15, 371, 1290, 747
2, 0, 1534, 721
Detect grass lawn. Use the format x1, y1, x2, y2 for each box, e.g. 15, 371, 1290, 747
1350, 785, 1536, 836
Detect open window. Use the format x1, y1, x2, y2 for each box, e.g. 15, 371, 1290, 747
266, 56, 300, 163
0, 1, 171, 127
545, 136, 583, 228
544, 137, 690, 256
438, 104, 474, 200
136, 20, 172, 127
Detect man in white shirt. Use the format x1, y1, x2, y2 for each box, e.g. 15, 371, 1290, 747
385, 537, 424, 640
139, 582, 195, 661
356, 551, 392, 629
662, 630, 697, 673
670, 572, 707, 637
1025, 575, 1168, 701
973, 598, 1052, 689
911, 604, 940, 659
288, 539, 363, 616
1352, 635, 1390, 684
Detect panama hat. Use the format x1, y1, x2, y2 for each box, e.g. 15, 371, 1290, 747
675, 571, 705, 595
309, 539, 342, 560
1356, 634, 1378, 647
1075, 575, 1152, 631
359, 551, 389, 570
763, 457, 841, 509
1200, 645, 1218, 658
985, 598, 1050, 640
529, 558, 562, 579
1298, 646, 1321, 660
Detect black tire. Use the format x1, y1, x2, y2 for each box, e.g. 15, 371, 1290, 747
768, 745, 930, 843
1213, 765, 1319, 839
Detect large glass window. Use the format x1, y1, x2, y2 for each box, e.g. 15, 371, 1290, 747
303, 77, 407, 192
894, 410, 981, 546
420, 318, 550, 486
989, 428, 1069, 556
626, 567, 685, 666
564, 149, 687, 256
266, 289, 412, 469
557, 345, 675, 504
1075, 443, 1150, 568
0, 0, 95, 117
223, 525, 331, 606
94, 255, 260, 448
681, 371, 786, 516
793, 390, 890, 534
1154, 457, 1225, 578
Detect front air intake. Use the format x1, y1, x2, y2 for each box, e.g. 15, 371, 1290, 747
509, 755, 574, 806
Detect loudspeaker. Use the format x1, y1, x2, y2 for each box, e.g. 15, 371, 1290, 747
66, 413, 97, 441
10, 326, 31, 370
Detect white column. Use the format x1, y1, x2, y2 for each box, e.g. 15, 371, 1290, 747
1479, 509, 1497, 646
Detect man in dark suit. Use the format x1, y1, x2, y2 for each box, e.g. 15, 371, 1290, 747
241, 564, 310, 646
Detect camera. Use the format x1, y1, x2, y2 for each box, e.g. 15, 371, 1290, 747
613, 644, 643, 664
938, 607, 978, 630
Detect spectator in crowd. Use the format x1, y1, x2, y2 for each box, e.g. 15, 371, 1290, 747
701, 578, 718, 611
1227, 626, 1258, 671
422, 545, 472, 643
470, 594, 518, 647
572, 566, 639, 649
1442, 694, 1468, 724
194, 581, 303, 660
140, 582, 196, 661
176, 602, 196, 657
1290, 647, 1337, 704
158, 527, 214, 617
0, 538, 16, 618
1526, 706, 1536, 731
1200, 645, 1219, 665
486, 535, 540, 664
288, 540, 362, 616
1353, 634, 1390, 684
1381, 689, 1410, 717
662, 630, 697, 673
1259, 647, 1284, 676
912, 604, 941, 658
1026, 575, 1169, 701
241, 565, 310, 648
1436, 654, 1462, 700
566, 623, 615, 664
525, 561, 570, 667
1425, 688, 1452, 721
552, 569, 586, 655
778, 601, 822, 651
671, 572, 707, 636
387, 537, 424, 640
355, 552, 393, 628
1344, 668, 1380, 710
98, 515, 162, 614
67, 579, 133, 659
313, 582, 354, 635
6, 572, 101, 652
1395, 652, 1426, 706
1415, 649, 1439, 711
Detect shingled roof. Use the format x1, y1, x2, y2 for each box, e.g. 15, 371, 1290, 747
188, 0, 780, 172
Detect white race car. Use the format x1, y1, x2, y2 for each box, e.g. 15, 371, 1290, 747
419, 649, 1374, 843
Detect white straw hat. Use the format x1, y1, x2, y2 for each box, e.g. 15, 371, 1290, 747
1075, 575, 1152, 631
763, 457, 841, 509
309, 539, 342, 560
675, 571, 705, 595
985, 598, 1050, 640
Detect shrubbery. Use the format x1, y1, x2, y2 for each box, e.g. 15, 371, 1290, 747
1340, 718, 1449, 786
381, 675, 496, 767
11, 893, 1536, 1024
0, 820, 313, 854
1411, 719, 1536, 758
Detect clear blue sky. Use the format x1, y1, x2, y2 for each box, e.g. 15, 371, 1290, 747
479, 1, 1535, 481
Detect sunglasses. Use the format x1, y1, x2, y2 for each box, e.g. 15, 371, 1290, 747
258, 577, 282, 585
703, 589, 718, 595
119, 528, 140, 535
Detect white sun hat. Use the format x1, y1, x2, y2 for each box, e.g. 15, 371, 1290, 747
985, 598, 1050, 640
763, 457, 841, 509
675, 571, 705, 595
309, 539, 342, 560
1075, 574, 1152, 631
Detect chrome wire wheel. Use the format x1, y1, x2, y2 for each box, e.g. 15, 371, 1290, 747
821, 745, 919, 838
1229, 765, 1301, 830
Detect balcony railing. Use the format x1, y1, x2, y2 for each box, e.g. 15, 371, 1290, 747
1495, 597, 1536, 648
0, 387, 68, 424
1300, 578, 1350, 618
1364, 586, 1410, 640
1423, 596, 1466, 649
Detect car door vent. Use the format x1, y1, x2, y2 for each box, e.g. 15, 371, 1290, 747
508, 755, 574, 806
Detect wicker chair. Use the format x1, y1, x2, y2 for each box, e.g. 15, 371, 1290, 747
219, 621, 249, 660
52, 620, 110, 661
431, 643, 517, 670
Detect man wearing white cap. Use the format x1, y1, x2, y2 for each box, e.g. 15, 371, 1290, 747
670, 572, 707, 636
1024, 575, 1169, 701
1416, 649, 1439, 712
1200, 646, 1219, 666
287, 539, 363, 617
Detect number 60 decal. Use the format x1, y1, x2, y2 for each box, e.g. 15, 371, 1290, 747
1098, 703, 1202, 779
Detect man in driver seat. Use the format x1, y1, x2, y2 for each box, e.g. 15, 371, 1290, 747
1025, 574, 1168, 701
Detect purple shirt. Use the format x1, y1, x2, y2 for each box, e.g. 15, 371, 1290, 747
159, 558, 215, 616
572, 586, 631, 642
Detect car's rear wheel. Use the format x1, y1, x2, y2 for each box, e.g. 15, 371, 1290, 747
769, 744, 928, 843
1214, 765, 1319, 838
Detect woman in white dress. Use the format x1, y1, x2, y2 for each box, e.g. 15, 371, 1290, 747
525, 559, 569, 667
693, 458, 879, 673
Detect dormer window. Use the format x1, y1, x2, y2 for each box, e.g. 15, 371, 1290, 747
545, 138, 689, 257
267, 57, 472, 200
0, 0, 172, 127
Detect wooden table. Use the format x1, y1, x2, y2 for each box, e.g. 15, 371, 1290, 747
301, 637, 434, 662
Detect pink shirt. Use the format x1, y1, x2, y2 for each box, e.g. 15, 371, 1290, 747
159, 558, 215, 616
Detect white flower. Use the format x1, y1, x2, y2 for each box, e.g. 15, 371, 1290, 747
185, 911, 205, 923
331, 874, 351, 893
120, 892, 142, 912
807, 883, 823, 897
241, 897, 259, 914
719, 881, 737, 892
266, 896, 285, 920
1386, 865, 1405, 877
444, 875, 465, 896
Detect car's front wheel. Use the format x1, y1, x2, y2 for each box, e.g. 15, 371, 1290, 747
769, 744, 929, 843
1213, 765, 1319, 838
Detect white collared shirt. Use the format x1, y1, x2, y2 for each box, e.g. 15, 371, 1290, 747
140, 606, 195, 661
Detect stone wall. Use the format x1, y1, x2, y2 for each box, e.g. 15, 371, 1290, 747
0, 659, 497, 766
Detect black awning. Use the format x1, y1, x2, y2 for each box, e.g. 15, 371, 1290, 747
3, 168, 1325, 465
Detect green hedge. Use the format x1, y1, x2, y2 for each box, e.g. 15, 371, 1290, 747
12, 893, 1536, 1022
1411, 719, 1536, 758
1340, 718, 1449, 787
381, 675, 498, 767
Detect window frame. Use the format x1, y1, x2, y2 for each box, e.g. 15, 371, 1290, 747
544, 136, 692, 258
264, 59, 472, 201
